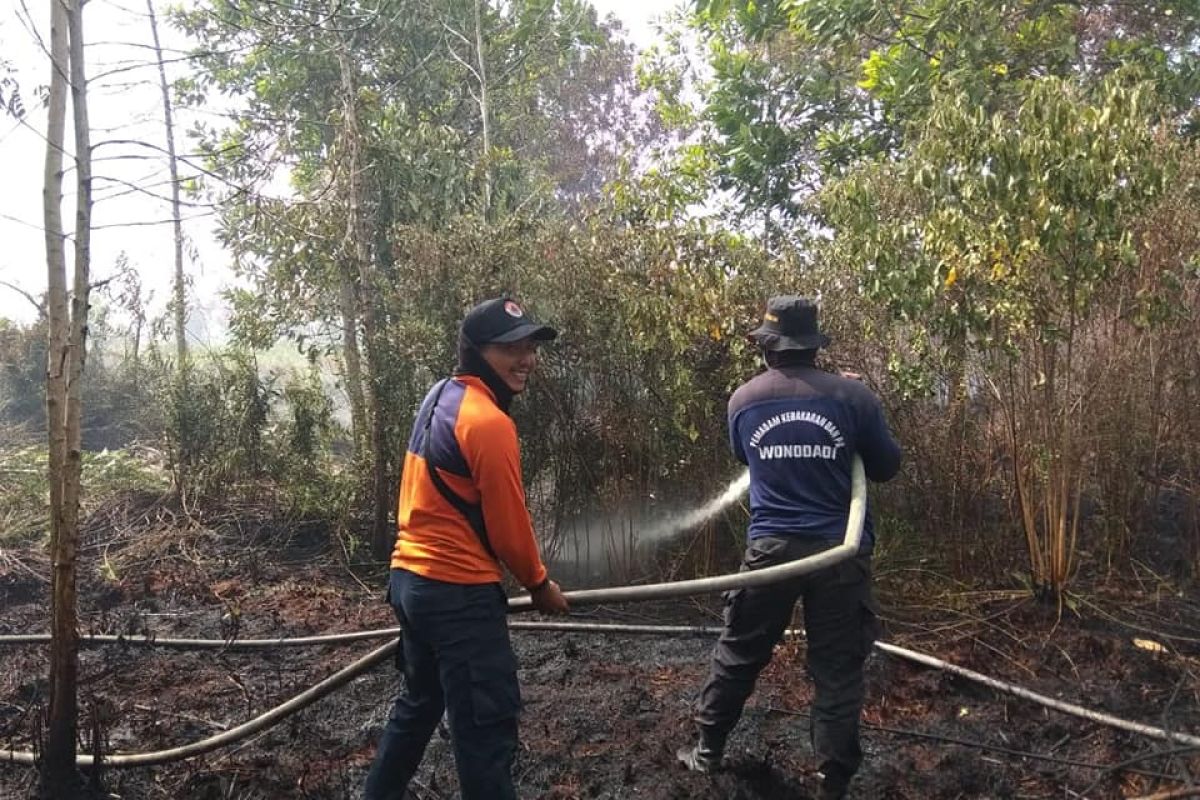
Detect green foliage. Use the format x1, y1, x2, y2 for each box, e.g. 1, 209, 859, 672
0, 445, 46, 543
819, 72, 1175, 596
680, 0, 1200, 234
0, 314, 160, 450
0, 318, 47, 428
159, 349, 273, 494
174, 0, 664, 471
0, 445, 168, 545
647, 0, 1200, 590
638, 27, 703, 132
80, 449, 171, 497
147, 345, 354, 523
823, 72, 1167, 350
272, 363, 355, 521
378, 212, 791, 536
173, 0, 652, 236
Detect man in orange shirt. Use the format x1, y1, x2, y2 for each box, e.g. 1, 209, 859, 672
365, 297, 569, 800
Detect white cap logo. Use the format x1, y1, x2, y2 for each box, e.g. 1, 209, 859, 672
504, 300, 524, 318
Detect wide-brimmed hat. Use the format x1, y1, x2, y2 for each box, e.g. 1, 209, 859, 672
747, 295, 830, 351
461, 296, 558, 345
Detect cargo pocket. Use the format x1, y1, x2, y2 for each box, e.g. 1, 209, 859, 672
858, 584, 882, 658
468, 651, 521, 727
744, 536, 789, 571
721, 588, 744, 629
849, 555, 881, 657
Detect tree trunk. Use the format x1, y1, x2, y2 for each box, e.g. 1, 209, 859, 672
64, 0, 94, 720
131, 314, 143, 374
474, 0, 491, 216
43, 0, 91, 792
145, 0, 187, 365
42, 0, 72, 785
336, 43, 392, 558
338, 279, 369, 466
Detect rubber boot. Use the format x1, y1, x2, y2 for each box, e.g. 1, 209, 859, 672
817, 765, 851, 799
675, 728, 726, 773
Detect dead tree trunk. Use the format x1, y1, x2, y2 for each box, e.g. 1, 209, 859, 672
473, 0, 491, 216
145, 0, 187, 365
41, 0, 73, 789
42, 0, 92, 792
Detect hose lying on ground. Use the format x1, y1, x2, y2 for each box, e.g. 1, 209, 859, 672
1, 639, 397, 767
0, 621, 758, 649
871, 641, 1200, 748
5, 619, 1199, 767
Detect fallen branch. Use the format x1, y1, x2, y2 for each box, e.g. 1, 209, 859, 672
1129, 788, 1200, 800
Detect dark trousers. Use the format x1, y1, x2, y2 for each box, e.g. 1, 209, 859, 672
365, 569, 520, 800
695, 535, 879, 787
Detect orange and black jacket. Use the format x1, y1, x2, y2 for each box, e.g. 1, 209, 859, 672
390, 374, 549, 590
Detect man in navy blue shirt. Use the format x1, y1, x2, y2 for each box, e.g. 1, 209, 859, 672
678, 296, 902, 800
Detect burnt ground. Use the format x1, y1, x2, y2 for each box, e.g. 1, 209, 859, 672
1, 491, 1199, 799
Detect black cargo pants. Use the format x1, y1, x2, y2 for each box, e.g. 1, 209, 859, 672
694, 535, 879, 788
365, 569, 520, 800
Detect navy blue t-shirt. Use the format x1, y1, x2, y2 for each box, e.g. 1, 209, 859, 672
728, 363, 902, 547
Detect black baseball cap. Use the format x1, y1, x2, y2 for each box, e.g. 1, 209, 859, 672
461, 296, 558, 345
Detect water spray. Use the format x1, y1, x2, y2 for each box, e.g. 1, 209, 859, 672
639, 469, 751, 543
551, 468, 751, 580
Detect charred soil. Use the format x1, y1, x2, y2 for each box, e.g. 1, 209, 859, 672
2, 491, 1199, 799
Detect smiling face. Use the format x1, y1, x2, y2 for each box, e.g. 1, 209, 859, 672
480, 338, 540, 393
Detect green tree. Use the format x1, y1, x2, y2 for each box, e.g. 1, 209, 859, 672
174, 0, 654, 555
821, 73, 1169, 599
687, 0, 1200, 228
